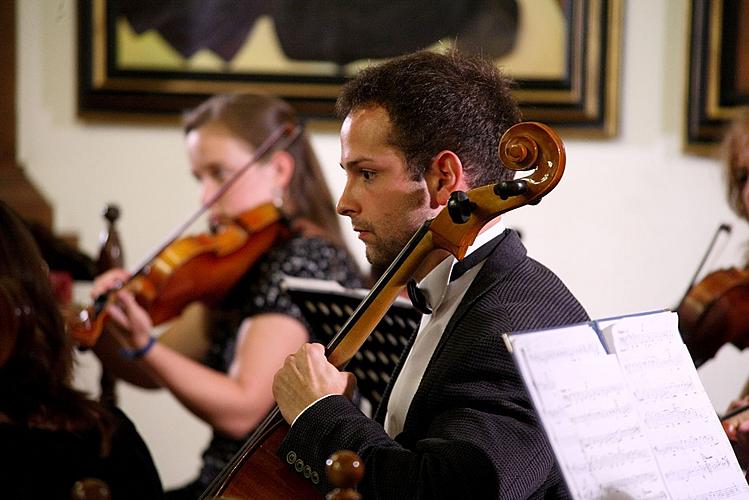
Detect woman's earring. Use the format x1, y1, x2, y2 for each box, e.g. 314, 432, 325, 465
272, 187, 284, 209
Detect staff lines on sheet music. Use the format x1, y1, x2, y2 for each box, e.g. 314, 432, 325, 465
642, 406, 712, 429
598, 472, 668, 496
577, 425, 643, 448
559, 382, 630, 405
567, 448, 657, 473
692, 485, 747, 499
662, 455, 732, 483
524, 342, 604, 363
652, 433, 720, 455
633, 380, 697, 402
611, 328, 676, 352
568, 402, 636, 425
617, 350, 682, 374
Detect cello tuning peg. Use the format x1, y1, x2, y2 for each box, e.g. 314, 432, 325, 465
447, 191, 476, 224
494, 179, 528, 200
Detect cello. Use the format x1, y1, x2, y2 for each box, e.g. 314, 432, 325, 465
200, 121, 567, 499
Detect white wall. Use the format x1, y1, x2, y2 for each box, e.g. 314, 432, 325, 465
16, 0, 749, 489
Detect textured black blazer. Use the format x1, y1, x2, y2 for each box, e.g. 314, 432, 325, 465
278, 230, 589, 499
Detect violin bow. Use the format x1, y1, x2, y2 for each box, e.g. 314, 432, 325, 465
675, 223, 732, 308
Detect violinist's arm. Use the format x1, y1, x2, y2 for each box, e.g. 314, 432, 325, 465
131, 311, 308, 439
93, 302, 211, 389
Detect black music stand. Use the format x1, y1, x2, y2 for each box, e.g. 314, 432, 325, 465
281, 276, 421, 410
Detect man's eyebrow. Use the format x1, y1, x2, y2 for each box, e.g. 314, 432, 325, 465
340, 158, 368, 169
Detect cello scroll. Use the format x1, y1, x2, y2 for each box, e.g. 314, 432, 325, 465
430, 121, 565, 262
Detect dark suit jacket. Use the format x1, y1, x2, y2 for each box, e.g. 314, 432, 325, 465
279, 230, 589, 499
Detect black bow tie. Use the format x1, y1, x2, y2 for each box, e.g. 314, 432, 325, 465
407, 230, 507, 315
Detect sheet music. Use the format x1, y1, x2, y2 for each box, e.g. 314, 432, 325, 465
508, 313, 749, 500
512, 325, 669, 499
603, 312, 749, 499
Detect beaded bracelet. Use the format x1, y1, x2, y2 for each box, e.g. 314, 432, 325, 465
119, 336, 156, 360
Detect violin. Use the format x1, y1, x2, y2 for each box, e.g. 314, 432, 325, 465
69, 203, 287, 347
199, 121, 566, 499
676, 224, 749, 367
68, 123, 301, 348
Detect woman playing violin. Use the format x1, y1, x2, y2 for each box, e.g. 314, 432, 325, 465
91, 93, 361, 498
718, 108, 749, 476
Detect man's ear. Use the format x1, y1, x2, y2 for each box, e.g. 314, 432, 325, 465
270, 150, 295, 188
425, 150, 466, 208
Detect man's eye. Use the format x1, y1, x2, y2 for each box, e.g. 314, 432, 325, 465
361, 170, 375, 181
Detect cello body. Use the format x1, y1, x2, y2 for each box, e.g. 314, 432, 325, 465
209, 414, 320, 499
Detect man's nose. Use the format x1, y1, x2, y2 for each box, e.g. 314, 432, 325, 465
336, 182, 358, 217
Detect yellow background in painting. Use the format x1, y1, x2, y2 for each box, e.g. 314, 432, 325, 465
116, 0, 565, 79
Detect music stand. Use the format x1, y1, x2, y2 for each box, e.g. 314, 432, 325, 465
281, 276, 421, 409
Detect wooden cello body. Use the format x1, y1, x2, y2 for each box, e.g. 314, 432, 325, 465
200, 121, 567, 499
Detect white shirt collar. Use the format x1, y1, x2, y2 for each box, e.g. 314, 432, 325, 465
418, 221, 506, 311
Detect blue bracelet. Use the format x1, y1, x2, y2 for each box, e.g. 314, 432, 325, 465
119, 336, 156, 360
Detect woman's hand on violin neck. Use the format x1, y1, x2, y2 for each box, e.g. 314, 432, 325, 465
91, 268, 130, 298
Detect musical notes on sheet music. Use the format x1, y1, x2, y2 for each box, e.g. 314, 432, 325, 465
506, 313, 749, 499
603, 314, 749, 499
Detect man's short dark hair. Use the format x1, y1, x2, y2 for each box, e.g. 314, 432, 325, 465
336, 49, 522, 187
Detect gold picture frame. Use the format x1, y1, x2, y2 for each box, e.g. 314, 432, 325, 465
78, 0, 621, 136
686, 0, 749, 152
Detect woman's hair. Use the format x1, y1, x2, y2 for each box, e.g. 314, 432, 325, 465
0, 201, 114, 455
723, 108, 749, 221
183, 93, 347, 247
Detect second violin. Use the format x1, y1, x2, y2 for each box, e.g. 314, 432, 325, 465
677, 266, 749, 367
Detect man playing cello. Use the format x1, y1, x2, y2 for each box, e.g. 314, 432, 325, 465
272, 49, 589, 498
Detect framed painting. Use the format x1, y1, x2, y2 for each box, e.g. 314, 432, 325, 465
78, 0, 621, 136
687, 0, 749, 151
